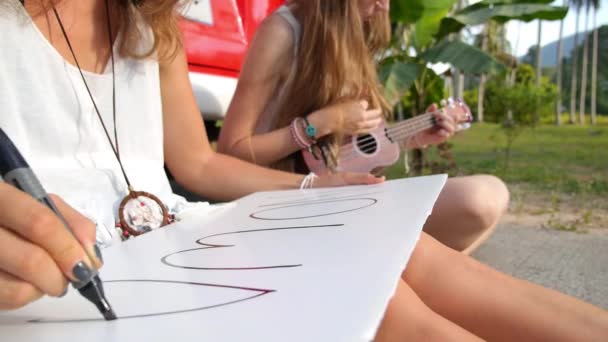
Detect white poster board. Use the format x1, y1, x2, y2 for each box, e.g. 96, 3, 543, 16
0, 175, 447, 342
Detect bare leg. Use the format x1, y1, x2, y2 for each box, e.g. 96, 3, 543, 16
423, 175, 509, 254
375, 279, 483, 342
403, 233, 608, 341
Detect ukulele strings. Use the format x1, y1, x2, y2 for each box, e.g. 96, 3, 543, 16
386, 104, 468, 142
334, 104, 466, 164
335, 115, 434, 163
337, 109, 440, 154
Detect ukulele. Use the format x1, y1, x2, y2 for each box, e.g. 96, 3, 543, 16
302, 99, 472, 175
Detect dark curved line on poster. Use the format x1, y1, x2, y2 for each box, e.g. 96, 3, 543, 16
262, 186, 382, 201
258, 192, 382, 208
161, 224, 344, 270
30, 280, 274, 324
195, 224, 345, 243
32, 223, 362, 322
32, 225, 347, 323
250, 198, 378, 221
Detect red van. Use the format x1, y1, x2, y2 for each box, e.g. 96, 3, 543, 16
179, 0, 284, 138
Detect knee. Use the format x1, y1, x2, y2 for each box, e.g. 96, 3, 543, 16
461, 175, 510, 230
375, 279, 450, 342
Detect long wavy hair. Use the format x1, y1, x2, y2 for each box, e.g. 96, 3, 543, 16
272, 0, 391, 172
12, 0, 183, 61
116, 0, 183, 61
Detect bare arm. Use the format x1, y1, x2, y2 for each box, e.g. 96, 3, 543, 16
160, 46, 307, 201
217, 15, 384, 166
217, 16, 308, 165
160, 47, 381, 201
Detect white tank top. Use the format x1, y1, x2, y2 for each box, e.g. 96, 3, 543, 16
0, 1, 204, 247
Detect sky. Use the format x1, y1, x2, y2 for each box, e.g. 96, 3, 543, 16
505, 1, 608, 57
430, 1, 607, 74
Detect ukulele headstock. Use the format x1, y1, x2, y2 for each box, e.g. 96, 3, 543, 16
440, 98, 473, 131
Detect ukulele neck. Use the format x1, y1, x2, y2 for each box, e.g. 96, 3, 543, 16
385, 112, 435, 142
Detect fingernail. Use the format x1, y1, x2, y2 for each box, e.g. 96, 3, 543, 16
72, 261, 94, 283
94, 244, 104, 265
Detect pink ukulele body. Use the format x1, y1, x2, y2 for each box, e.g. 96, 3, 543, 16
303, 122, 401, 175
302, 99, 472, 175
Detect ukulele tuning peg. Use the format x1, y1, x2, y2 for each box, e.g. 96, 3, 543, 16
440, 99, 448, 107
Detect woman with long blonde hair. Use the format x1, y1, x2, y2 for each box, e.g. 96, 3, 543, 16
218, 0, 509, 254
1, 0, 606, 340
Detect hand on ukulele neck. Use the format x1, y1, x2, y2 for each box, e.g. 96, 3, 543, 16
405, 99, 472, 149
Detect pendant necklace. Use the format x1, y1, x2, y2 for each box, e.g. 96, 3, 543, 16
52, 1, 170, 238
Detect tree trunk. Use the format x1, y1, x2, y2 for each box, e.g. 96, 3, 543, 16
412, 92, 426, 175
554, 1, 566, 126
509, 21, 521, 122
452, 0, 466, 102
453, 69, 465, 101
535, 20, 542, 123
445, 75, 454, 99
453, 70, 460, 99
396, 101, 404, 122
579, 9, 590, 125
478, 25, 489, 123
569, 9, 581, 124
507, 68, 516, 121
590, 10, 598, 125
478, 74, 486, 122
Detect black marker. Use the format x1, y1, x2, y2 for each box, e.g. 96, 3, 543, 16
0, 128, 116, 321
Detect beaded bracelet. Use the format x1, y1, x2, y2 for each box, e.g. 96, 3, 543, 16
294, 118, 315, 146
291, 117, 322, 160
290, 118, 310, 149
302, 116, 317, 143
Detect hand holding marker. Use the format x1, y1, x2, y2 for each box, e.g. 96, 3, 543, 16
0, 128, 115, 320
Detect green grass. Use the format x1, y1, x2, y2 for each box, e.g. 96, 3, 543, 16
386, 116, 608, 196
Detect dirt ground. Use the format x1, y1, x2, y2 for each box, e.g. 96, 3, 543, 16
503, 184, 608, 232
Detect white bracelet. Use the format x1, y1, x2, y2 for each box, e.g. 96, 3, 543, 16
299, 172, 318, 190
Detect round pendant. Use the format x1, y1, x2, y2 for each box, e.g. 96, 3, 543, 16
118, 191, 169, 236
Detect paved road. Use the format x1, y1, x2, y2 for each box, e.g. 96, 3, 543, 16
472, 224, 608, 310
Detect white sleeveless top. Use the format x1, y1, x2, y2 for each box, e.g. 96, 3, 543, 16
254, 5, 301, 134
0, 1, 207, 247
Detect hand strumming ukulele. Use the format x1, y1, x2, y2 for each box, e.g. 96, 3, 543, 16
302, 99, 473, 175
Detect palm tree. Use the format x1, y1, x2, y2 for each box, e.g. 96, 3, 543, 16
509, 21, 523, 122
380, 1, 566, 174
453, 0, 468, 103
535, 19, 542, 122
578, 5, 591, 124
478, 24, 489, 122
569, 0, 583, 124
555, 0, 567, 126
590, 0, 600, 125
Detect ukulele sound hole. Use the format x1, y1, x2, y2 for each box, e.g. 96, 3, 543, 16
356, 134, 378, 155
